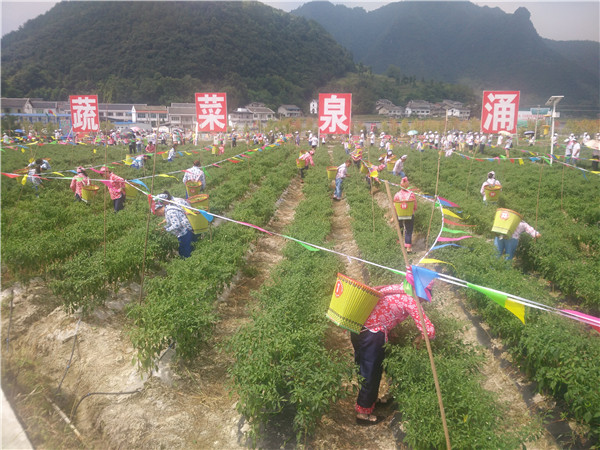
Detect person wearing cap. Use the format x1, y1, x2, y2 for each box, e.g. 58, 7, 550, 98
494, 217, 541, 261
564, 137, 575, 164
571, 137, 581, 166
154, 191, 195, 258
351, 268, 436, 425
504, 136, 513, 158
100, 167, 126, 212
167, 143, 177, 162
310, 134, 318, 150
392, 177, 417, 252
333, 159, 351, 201
70, 167, 90, 202
298, 149, 315, 181
383, 150, 395, 165
182, 160, 206, 195
392, 155, 408, 178
295, 131, 300, 147
480, 171, 501, 203
478, 134, 487, 154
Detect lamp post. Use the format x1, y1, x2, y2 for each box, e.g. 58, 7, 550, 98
545, 95, 563, 165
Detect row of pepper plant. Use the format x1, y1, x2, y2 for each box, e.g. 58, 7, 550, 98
127, 140, 299, 370
374, 144, 599, 445
333, 144, 540, 448
227, 147, 355, 444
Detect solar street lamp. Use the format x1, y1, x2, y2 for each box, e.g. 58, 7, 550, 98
545, 95, 563, 165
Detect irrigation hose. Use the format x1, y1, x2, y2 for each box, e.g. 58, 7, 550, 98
55, 319, 81, 395
71, 389, 142, 420
5, 296, 14, 353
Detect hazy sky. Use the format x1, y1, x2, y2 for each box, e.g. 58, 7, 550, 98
2, 0, 599, 42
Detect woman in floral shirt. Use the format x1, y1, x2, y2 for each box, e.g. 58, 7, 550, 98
70, 166, 90, 202
100, 167, 126, 212
351, 272, 435, 425
182, 160, 206, 195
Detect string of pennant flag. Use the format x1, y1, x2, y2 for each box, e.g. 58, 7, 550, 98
2, 139, 599, 333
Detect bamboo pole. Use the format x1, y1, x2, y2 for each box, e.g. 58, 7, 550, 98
535, 161, 543, 233
426, 151, 442, 247
138, 142, 159, 305
384, 180, 451, 449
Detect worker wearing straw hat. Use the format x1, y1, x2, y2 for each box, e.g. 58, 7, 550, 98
351, 269, 436, 426
99, 167, 126, 212
70, 166, 90, 202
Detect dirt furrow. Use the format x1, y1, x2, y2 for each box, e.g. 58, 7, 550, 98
0, 176, 306, 449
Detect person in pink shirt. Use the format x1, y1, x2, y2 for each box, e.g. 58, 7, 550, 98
494, 219, 541, 260
100, 167, 126, 212
351, 270, 436, 425
70, 166, 90, 202
298, 149, 314, 181
393, 177, 417, 252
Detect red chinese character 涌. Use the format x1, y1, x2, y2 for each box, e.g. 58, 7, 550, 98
481, 91, 520, 134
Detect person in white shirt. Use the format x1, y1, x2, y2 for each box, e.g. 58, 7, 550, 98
168, 143, 177, 162
333, 159, 351, 200
479, 134, 487, 154
571, 138, 581, 166
310, 135, 318, 150
392, 155, 408, 177
480, 171, 501, 203
565, 138, 574, 163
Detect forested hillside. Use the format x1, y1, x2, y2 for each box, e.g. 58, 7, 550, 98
1, 1, 355, 108
292, 1, 600, 108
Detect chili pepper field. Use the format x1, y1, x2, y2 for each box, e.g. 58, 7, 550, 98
1, 137, 599, 449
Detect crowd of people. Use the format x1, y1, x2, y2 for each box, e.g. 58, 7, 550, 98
11, 125, 569, 430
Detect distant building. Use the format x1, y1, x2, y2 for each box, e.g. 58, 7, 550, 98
405, 100, 431, 118
167, 103, 196, 130
277, 104, 302, 118
228, 107, 254, 129
375, 99, 394, 110
309, 99, 318, 115
245, 103, 275, 123
378, 105, 404, 118
1, 97, 66, 125
446, 107, 471, 119
132, 105, 168, 127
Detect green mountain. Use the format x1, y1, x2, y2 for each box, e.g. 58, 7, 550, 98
292, 1, 600, 110
1, 1, 355, 109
